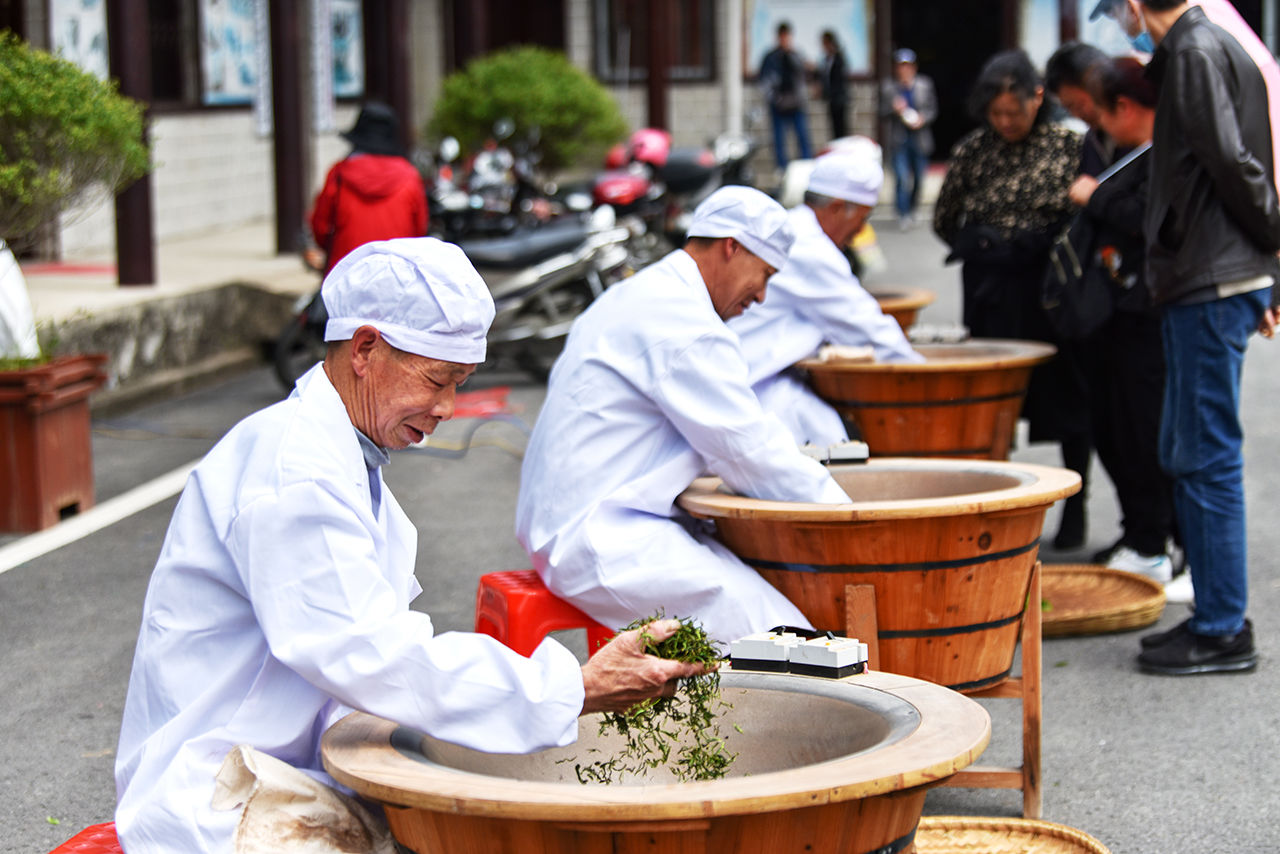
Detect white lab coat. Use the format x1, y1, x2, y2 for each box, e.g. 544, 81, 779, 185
116, 365, 583, 854
515, 250, 849, 645
729, 204, 923, 445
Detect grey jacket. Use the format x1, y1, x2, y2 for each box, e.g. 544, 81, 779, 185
879, 75, 937, 156
1144, 6, 1280, 305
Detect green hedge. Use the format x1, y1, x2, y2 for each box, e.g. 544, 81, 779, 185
428, 46, 626, 174
0, 31, 151, 245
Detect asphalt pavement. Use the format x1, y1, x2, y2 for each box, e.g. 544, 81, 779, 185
4, 216, 1280, 853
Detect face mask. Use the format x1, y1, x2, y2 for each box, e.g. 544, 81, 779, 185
1128, 30, 1156, 53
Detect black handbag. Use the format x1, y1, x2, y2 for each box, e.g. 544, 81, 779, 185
1040, 144, 1151, 340
1040, 212, 1114, 340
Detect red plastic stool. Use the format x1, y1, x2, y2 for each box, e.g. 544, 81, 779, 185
475, 570, 614, 657
49, 822, 122, 854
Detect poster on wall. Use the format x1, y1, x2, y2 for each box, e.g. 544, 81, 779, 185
331, 0, 365, 99
746, 0, 873, 77
202, 0, 260, 105
49, 0, 109, 80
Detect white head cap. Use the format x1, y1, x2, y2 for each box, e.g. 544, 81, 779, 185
322, 237, 495, 364
807, 151, 884, 208
685, 185, 794, 270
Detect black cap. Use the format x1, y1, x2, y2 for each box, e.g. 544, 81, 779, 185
341, 102, 403, 156
1089, 0, 1118, 21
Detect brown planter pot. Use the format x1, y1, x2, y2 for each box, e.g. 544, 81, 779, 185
0, 354, 108, 532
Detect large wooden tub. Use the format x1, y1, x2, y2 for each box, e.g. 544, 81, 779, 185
323, 669, 989, 854
800, 339, 1056, 460
678, 459, 1080, 694
868, 286, 936, 332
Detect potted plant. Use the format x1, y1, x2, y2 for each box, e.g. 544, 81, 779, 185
0, 32, 150, 532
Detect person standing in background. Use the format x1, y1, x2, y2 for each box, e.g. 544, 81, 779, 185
1130, 0, 1280, 675
309, 102, 428, 275
759, 22, 814, 173
818, 30, 849, 140
1066, 57, 1184, 599
880, 49, 937, 231
1046, 41, 1117, 176
933, 50, 1088, 551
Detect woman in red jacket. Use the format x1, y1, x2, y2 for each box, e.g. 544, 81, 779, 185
310, 102, 428, 274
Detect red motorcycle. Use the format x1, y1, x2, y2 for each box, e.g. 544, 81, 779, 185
592, 128, 758, 264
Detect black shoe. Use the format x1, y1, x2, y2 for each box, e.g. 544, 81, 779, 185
1140, 618, 1193, 650
1137, 619, 1257, 675
1091, 538, 1124, 564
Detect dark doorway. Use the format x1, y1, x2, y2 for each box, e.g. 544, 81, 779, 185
0, 0, 24, 38
448, 0, 566, 71
889, 0, 1007, 160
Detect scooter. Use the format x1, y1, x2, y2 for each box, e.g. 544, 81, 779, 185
459, 204, 635, 380
271, 206, 634, 389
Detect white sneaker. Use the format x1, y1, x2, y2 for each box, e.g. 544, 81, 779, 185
1106, 545, 1173, 584
1162, 571, 1196, 605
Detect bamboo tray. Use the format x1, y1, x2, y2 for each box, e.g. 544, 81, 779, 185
916, 816, 1111, 853
1040, 564, 1166, 638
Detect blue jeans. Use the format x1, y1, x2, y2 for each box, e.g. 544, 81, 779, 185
769, 106, 812, 169
1159, 289, 1268, 636
892, 136, 929, 219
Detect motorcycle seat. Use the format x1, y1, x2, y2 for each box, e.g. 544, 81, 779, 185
458, 221, 590, 269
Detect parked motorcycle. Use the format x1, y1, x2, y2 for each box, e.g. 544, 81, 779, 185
423, 122, 592, 244
271, 205, 634, 389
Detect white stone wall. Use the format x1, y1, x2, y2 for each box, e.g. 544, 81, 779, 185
60, 112, 273, 255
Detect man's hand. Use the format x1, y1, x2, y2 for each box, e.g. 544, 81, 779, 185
1068, 174, 1098, 207
1259, 305, 1279, 338
579, 619, 715, 715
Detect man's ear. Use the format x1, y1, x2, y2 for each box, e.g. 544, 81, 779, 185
349, 326, 382, 377
723, 237, 740, 260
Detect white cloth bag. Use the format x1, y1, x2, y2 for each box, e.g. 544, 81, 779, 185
0, 241, 40, 359
211, 745, 398, 854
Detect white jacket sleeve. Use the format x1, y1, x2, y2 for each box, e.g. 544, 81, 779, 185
653, 332, 849, 504
803, 255, 923, 364
228, 480, 584, 753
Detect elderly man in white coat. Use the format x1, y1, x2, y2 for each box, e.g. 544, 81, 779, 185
516, 186, 851, 647
729, 151, 924, 446
114, 238, 704, 854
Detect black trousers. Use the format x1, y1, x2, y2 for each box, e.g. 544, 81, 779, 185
1080, 309, 1176, 555
827, 100, 847, 140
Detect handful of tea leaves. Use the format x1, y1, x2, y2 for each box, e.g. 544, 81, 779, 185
569, 615, 735, 784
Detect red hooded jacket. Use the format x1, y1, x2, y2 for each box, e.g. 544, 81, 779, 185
309, 154, 428, 274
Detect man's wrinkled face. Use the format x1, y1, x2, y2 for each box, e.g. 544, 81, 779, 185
709, 240, 777, 320
359, 340, 476, 449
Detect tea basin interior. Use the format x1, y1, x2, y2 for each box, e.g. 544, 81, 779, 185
394, 670, 919, 784
321, 670, 991, 821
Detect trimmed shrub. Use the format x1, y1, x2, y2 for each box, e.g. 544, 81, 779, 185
0, 31, 151, 246
428, 45, 626, 173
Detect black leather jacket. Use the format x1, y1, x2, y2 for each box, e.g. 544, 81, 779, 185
1144, 6, 1280, 306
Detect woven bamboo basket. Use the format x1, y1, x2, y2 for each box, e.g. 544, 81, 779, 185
1040, 564, 1166, 638
915, 816, 1111, 853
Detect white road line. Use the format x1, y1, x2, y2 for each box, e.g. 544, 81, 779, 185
0, 461, 197, 577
